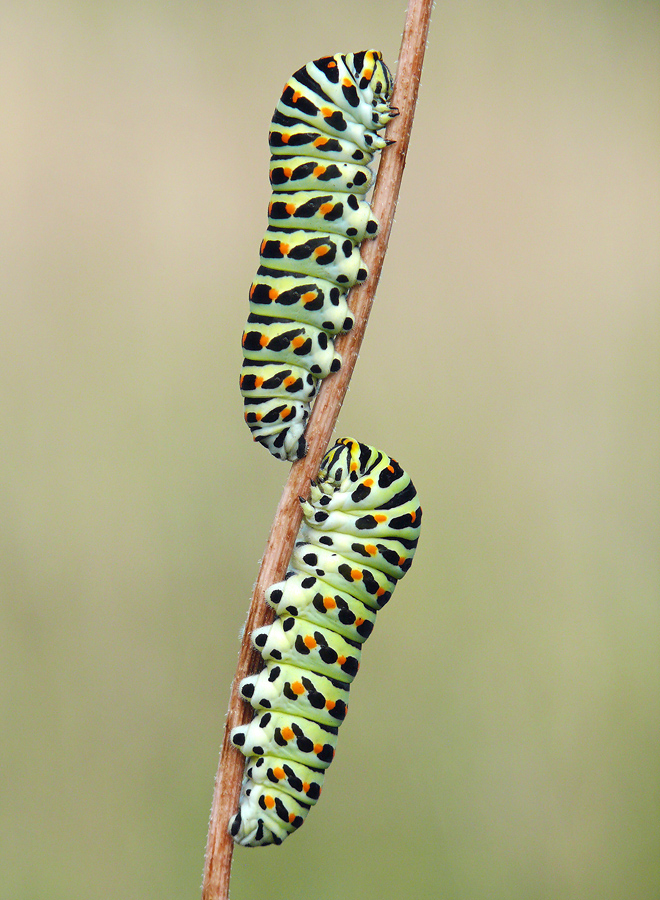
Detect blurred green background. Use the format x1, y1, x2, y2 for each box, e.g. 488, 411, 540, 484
2, 1, 659, 898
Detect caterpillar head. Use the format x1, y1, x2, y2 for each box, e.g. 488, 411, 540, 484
317, 437, 358, 487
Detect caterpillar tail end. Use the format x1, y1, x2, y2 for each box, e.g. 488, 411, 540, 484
228, 807, 284, 849
254, 428, 308, 462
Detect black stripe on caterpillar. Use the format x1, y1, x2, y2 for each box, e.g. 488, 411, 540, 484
229, 437, 422, 846
240, 51, 398, 461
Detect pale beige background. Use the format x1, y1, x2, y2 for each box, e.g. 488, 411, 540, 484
2, 2, 658, 898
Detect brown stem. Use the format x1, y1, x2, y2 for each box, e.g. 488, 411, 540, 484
201, 3, 433, 897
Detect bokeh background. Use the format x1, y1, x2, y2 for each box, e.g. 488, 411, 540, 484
2, 1, 659, 898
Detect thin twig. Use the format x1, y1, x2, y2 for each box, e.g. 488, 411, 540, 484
202, 3, 433, 897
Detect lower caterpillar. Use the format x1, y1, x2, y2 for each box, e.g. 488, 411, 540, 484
240, 51, 398, 461
229, 437, 422, 846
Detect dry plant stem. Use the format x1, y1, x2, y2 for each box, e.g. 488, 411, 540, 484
202, 3, 433, 897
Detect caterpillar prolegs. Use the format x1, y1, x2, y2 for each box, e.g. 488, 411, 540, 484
229, 438, 422, 846
240, 51, 398, 461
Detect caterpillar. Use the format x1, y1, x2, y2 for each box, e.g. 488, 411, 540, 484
240, 51, 398, 461
229, 437, 422, 846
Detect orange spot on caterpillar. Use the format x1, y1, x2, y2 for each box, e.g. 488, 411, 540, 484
260, 240, 267, 253
255, 376, 264, 388
284, 376, 295, 387
325, 699, 335, 710
264, 795, 275, 809
288, 812, 296, 823
281, 132, 290, 143
279, 242, 290, 255
302, 291, 317, 304
285, 203, 296, 215
337, 655, 346, 666
313, 137, 327, 147
279, 407, 291, 419
281, 726, 294, 741
328, 60, 337, 68
319, 203, 333, 215
376, 586, 386, 597
398, 556, 406, 566
313, 245, 329, 258
304, 634, 317, 650
323, 596, 336, 610
374, 514, 387, 523
350, 461, 358, 471
292, 336, 305, 348
259, 334, 269, 348
268, 288, 279, 300
283, 167, 292, 178
273, 767, 285, 780
291, 681, 305, 695
249, 284, 255, 299
313, 165, 326, 177
355, 617, 365, 627
364, 544, 377, 556
350, 569, 363, 581
387, 465, 395, 473
321, 107, 333, 118
313, 743, 324, 755
342, 78, 352, 87
410, 509, 417, 523
303, 781, 311, 793
292, 91, 302, 102
364, 478, 374, 487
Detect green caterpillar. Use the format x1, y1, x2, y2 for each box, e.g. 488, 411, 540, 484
240, 52, 397, 461
229, 438, 422, 846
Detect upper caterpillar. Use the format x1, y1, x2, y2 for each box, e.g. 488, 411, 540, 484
240, 51, 398, 461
